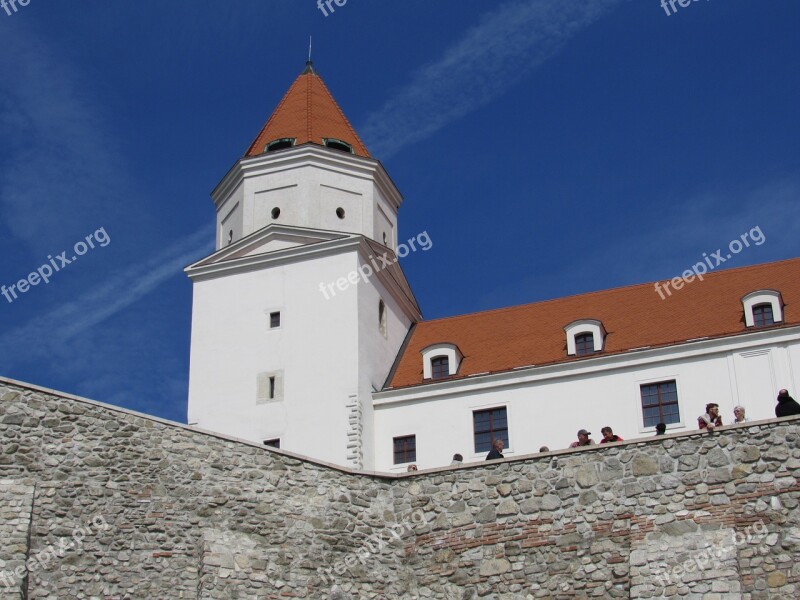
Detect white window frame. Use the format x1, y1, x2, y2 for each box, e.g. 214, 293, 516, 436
635, 374, 685, 434
421, 343, 463, 379
391, 433, 417, 469
469, 400, 512, 459
741, 290, 783, 327
564, 319, 605, 356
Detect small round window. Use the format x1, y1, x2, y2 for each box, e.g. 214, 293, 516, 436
271, 207, 281, 219
336, 207, 345, 219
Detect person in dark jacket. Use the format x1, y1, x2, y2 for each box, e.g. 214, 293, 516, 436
485, 439, 504, 460
775, 389, 800, 418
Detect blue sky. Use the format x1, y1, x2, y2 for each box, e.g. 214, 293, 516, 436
0, 0, 798, 422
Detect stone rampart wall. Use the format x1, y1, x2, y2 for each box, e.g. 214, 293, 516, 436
1, 378, 799, 599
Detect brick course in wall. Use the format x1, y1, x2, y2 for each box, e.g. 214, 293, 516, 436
1, 377, 799, 599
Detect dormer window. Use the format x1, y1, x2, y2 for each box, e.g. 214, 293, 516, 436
323, 138, 354, 154
431, 356, 449, 380
565, 320, 605, 356
753, 304, 774, 327
266, 138, 295, 152
421, 343, 463, 380
575, 333, 596, 356
742, 290, 783, 328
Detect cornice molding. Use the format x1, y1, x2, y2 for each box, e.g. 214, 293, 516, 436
374, 325, 800, 405
211, 145, 403, 212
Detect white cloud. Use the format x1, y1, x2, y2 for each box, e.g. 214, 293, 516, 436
360, 0, 626, 158
0, 226, 212, 356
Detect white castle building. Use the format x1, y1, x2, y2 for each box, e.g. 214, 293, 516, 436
186, 62, 800, 472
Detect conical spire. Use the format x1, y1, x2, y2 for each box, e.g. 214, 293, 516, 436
245, 63, 371, 158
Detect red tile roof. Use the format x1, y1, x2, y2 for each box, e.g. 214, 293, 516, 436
245, 63, 371, 158
387, 258, 800, 389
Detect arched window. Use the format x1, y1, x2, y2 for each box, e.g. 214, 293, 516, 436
564, 320, 605, 356
265, 138, 295, 152
741, 290, 783, 328
323, 138, 354, 154
421, 344, 463, 380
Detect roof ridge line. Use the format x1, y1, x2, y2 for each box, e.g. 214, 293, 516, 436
307, 71, 313, 141
313, 71, 371, 156
244, 73, 304, 156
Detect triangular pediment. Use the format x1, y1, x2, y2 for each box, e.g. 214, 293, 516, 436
187, 225, 354, 269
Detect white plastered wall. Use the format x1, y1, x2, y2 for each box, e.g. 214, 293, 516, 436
187, 251, 362, 466
373, 335, 800, 472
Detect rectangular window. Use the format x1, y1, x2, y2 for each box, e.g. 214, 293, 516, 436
263, 439, 280, 448
473, 407, 509, 453
753, 304, 775, 327
640, 380, 680, 427
393, 435, 416, 464
431, 356, 450, 380
270, 311, 281, 328
269, 376, 276, 400
575, 333, 595, 356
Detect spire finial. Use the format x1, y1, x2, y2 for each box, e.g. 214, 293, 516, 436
303, 36, 316, 75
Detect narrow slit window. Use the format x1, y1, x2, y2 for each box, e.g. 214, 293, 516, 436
269, 376, 276, 400
263, 438, 280, 448
378, 300, 387, 337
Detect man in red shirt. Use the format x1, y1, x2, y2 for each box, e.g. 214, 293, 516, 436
600, 426, 623, 443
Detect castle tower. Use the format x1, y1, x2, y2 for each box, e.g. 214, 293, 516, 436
185, 62, 421, 470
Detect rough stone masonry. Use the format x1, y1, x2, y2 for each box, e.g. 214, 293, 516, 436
1, 377, 799, 599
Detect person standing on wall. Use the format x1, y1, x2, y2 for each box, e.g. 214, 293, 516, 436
698, 403, 722, 431
600, 426, 623, 443
776, 390, 800, 418
485, 439, 504, 460
569, 429, 595, 448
